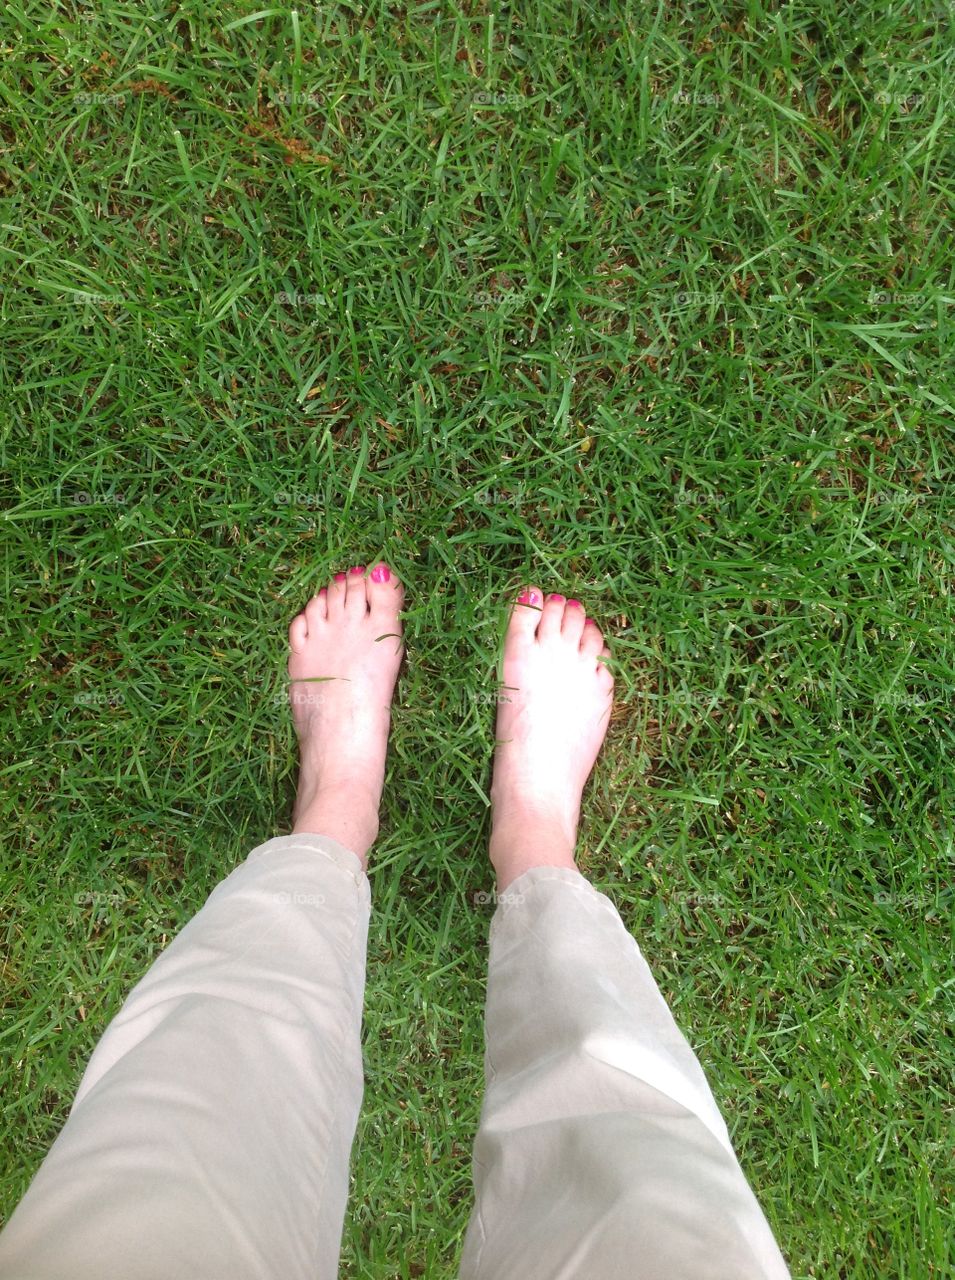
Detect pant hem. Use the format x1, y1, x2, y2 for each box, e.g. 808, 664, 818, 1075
245, 833, 367, 885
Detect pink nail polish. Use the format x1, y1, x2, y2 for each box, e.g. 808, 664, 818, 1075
517, 590, 531, 604
527, 589, 542, 605
549, 593, 565, 604
334, 573, 346, 582
370, 563, 391, 583
567, 599, 582, 608
318, 587, 327, 596
349, 565, 365, 575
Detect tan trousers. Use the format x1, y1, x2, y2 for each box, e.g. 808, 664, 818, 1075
0, 835, 791, 1279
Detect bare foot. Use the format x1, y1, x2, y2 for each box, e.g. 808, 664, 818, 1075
489, 589, 614, 890
287, 563, 404, 867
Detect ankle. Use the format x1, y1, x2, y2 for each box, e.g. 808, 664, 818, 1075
488, 800, 579, 891
291, 781, 380, 866
490, 784, 579, 842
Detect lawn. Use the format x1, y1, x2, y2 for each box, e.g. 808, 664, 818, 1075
1, 1, 952, 1277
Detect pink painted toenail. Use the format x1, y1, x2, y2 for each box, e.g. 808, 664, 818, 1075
517, 588, 542, 606
549, 593, 565, 603
319, 587, 327, 596
349, 565, 365, 574
334, 573, 346, 582
370, 563, 391, 583
567, 599, 582, 608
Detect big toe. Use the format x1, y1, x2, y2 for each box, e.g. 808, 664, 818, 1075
367, 563, 404, 620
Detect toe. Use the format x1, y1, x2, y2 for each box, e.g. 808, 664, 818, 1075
367, 563, 404, 620
326, 571, 348, 614
344, 565, 369, 615
537, 592, 567, 640
305, 593, 327, 631
561, 598, 586, 644
580, 617, 604, 656
506, 587, 544, 644
289, 612, 308, 652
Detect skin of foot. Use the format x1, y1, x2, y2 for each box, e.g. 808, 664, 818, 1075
489, 589, 615, 891
287, 563, 404, 869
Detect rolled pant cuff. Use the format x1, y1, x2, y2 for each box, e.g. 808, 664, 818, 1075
245, 832, 368, 886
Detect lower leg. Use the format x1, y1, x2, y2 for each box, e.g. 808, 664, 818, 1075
463, 587, 790, 1280
462, 865, 791, 1280
0, 835, 371, 1280
0, 562, 405, 1280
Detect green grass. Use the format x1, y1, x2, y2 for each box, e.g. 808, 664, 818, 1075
1, 1, 953, 1276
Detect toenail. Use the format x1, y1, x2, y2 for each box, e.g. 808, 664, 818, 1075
517, 588, 542, 606
349, 565, 365, 574
318, 587, 327, 596
549, 593, 565, 603
370, 563, 391, 583
567, 599, 582, 608
334, 573, 346, 582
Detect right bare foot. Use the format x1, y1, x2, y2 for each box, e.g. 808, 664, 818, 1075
489, 588, 614, 890
286, 562, 404, 867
